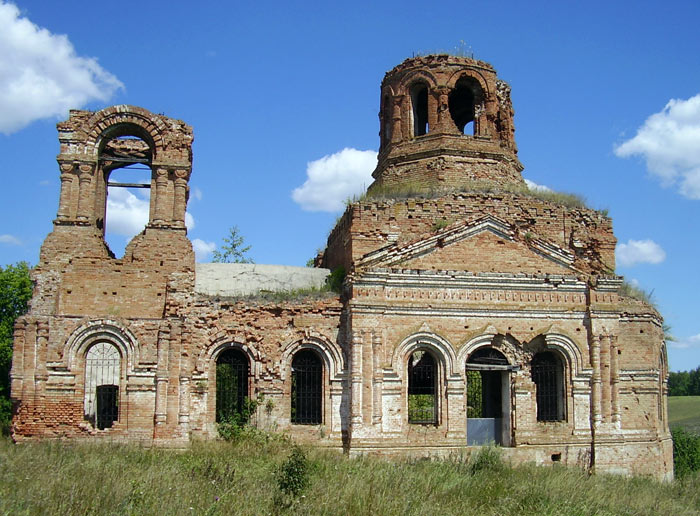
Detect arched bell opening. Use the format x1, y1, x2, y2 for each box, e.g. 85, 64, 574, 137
409, 82, 429, 137
98, 125, 155, 257
449, 76, 483, 136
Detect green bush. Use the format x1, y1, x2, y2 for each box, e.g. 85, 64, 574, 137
326, 266, 346, 294
276, 445, 310, 498
672, 426, 700, 478
0, 396, 10, 436
217, 396, 260, 442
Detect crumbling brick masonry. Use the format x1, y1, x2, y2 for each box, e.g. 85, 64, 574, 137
10, 56, 672, 480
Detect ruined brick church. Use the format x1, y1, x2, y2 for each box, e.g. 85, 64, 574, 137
10, 55, 672, 479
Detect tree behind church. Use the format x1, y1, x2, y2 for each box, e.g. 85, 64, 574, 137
0, 262, 32, 434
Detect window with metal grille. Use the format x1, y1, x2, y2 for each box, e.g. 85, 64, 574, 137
84, 341, 120, 429
532, 351, 565, 421
408, 350, 437, 424
291, 350, 322, 425
216, 349, 250, 423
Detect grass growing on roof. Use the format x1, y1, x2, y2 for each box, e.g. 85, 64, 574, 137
351, 180, 592, 211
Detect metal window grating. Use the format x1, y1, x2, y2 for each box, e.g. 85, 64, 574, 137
532, 352, 564, 421
216, 349, 250, 423
291, 350, 322, 425
408, 350, 437, 424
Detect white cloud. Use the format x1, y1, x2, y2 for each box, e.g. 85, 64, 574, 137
0, 234, 21, 245
670, 333, 700, 349
614, 93, 700, 199
192, 239, 216, 262
185, 212, 195, 230
292, 148, 377, 212
616, 239, 666, 267
106, 187, 197, 239
0, 1, 123, 134
192, 187, 203, 201
105, 188, 149, 239
524, 178, 552, 192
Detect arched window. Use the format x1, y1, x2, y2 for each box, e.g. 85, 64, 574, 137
216, 349, 250, 423
291, 349, 322, 424
410, 83, 429, 137
449, 77, 481, 135
408, 350, 437, 424
532, 351, 566, 421
382, 94, 393, 146
84, 342, 121, 429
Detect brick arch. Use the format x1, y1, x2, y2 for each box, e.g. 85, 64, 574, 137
64, 319, 139, 373
392, 331, 458, 378
457, 330, 519, 371
381, 84, 397, 98
542, 332, 586, 379
398, 69, 438, 92
198, 333, 263, 378
444, 68, 490, 96
80, 106, 168, 159
280, 332, 345, 382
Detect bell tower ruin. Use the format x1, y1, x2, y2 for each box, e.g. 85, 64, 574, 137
371, 55, 524, 191
35, 105, 195, 320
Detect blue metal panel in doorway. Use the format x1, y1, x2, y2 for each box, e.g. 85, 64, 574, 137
467, 417, 502, 445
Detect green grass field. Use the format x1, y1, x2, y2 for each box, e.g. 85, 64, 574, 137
1, 434, 699, 516
669, 396, 700, 433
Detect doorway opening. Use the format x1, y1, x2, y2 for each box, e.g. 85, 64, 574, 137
466, 347, 512, 445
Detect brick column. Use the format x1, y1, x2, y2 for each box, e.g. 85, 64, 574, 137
172, 169, 189, 227
10, 320, 26, 399
57, 162, 75, 220
590, 335, 601, 427
178, 326, 192, 426
600, 334, 611, 422
610, 336, 620, 425
154, 327, 170, 426
76, 164, 94, 221
34, 321, 49, 398
371, 332, 383, 426
392, 97, 403, 143
350, 331, 363, 428
434, 87, 451, 132
153, 167, 169, 224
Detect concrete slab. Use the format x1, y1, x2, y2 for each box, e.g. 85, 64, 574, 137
194, 263, 330, 297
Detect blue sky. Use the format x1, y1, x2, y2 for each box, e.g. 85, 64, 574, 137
1, 0, 699, 370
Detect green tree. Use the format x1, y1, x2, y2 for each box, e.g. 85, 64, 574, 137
0, 262, 32, 432
211, 226, 253, 263
669, 371, 690, 396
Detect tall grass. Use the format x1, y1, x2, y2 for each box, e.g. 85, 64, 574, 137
1, 436, 699, 515
354, 180, 592, 212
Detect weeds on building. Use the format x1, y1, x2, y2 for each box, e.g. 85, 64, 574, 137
352, 180, 592, 212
